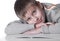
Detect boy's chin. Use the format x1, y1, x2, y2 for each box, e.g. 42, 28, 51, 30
27, 22, 36, 24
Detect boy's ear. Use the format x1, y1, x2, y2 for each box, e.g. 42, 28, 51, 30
36, 1, 43, 9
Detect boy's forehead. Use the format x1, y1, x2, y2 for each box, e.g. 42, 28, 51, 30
22, 4, 36, 19
22, 3, 40, 21
25, 3, 37, 10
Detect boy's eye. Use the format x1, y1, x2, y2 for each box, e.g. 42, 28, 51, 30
27, 17, 31, 21
32, 10, 36, 16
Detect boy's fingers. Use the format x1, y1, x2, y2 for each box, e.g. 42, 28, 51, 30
46, 22, 54, 25
46, 22, 55, 27
36, 23, 48, 28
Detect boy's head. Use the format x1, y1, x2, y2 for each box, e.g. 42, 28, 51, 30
14, 0, 45, 24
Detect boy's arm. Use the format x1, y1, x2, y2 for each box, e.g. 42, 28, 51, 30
48, 23, 60, 34
5, 20, 34, 35
22, 27, 43, 34
23, 23, 50, 34
48, 12, 60, 34
23, 22, 60, 34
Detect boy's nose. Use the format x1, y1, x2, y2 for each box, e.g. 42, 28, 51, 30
33, 17, 39, 21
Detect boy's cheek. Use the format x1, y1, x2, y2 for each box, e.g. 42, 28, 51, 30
28, 21, 35, 24
27, 21, 36, 24
27, 22, 35, 24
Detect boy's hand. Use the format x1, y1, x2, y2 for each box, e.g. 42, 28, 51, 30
35, 22, 53, 28
23, 23, 47, 35
35, 23, 47, 29
44, 4, 56, 10
23, 22, 53, 35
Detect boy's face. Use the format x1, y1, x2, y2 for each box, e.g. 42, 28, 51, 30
23, 4, 45, 24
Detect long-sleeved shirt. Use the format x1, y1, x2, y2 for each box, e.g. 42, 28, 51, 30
5, 3, 60, 35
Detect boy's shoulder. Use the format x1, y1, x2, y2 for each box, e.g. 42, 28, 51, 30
42, 3, 60, 23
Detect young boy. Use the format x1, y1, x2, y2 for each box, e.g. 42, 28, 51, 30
5, 0, 60, 35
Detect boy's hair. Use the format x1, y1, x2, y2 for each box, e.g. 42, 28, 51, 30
14, 0, 36, 18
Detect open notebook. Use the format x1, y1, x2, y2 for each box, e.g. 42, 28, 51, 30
6, 34, 60, 39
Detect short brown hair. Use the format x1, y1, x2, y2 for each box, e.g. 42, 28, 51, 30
14, 0, 36, 18
14, 0, 44, 19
